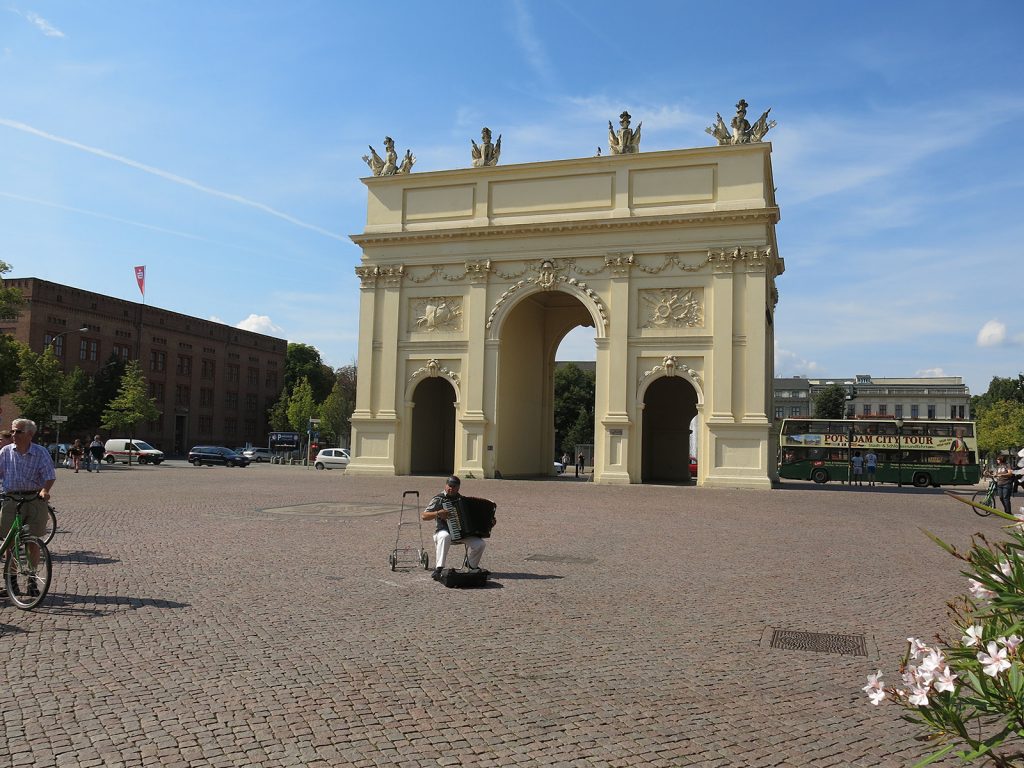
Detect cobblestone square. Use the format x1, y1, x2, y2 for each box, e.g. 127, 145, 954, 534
0, 463, 997, 766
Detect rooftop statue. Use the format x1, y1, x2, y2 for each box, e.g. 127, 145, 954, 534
471, 127, 501, 167
705, 99, 776, 145
362, 136, 415, 176
608, 110, 641, 154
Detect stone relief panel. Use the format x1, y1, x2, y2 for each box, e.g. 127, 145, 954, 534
410, 297, 463, 333
638, 288, 704, 329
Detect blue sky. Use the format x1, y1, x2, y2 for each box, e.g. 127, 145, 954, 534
2, 1, 1022, 395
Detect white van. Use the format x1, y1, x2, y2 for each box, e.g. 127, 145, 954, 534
104, 439, 165, 465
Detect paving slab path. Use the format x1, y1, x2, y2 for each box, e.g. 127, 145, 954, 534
0, 463, 999, 767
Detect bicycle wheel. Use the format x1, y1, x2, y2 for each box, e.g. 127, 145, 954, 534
42, 504, 57, 545
5, 535, 52, 610
970, 490, 994, 517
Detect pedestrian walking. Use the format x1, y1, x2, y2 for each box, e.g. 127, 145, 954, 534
89, 435, 105, 472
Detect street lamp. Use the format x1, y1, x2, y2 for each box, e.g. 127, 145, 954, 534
895, 418, 904, 488
46, 326, 89, 448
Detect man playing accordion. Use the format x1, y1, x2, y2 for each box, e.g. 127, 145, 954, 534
421, 475, 488, 581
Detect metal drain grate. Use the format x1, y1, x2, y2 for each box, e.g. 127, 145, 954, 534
525, 554, 597, 564
769, 629, 867, 657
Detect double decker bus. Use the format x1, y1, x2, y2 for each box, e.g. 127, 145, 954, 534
778, 418, 980, 487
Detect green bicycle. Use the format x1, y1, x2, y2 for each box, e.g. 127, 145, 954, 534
0, 492, 53, 610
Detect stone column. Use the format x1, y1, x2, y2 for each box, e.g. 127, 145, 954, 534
707, 249, 737, 423
459, 260, 491, 477
597, 253, 633, 484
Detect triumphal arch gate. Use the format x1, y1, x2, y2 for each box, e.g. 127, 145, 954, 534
346, 109, 783, 488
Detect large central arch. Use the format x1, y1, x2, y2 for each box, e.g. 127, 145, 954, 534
346, 143, 783, 488
493, 288, 594, 477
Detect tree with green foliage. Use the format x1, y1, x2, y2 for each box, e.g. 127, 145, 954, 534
976, 399, 1024, 458
319, 365, 357, 448
12, 346, 67, 437
267, 390, 292, 431
971, 374, 1024, 419
0, 260, 24, 320
286, 376, 317, 450
0, 334, 27, 399
72, 354, 127, 435
813, 384, 848, 419
553, 363, 595, 455
101, 360, 161, 465
284, 343, 334, 403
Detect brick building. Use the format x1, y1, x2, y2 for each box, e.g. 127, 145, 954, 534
0, 278, 287, 454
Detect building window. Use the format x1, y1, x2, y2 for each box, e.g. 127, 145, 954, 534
224, 417, 238, 437
911, 405, 919, 419
198, 415, 213, 434
797, 391, 807, 398
225, 391, 239, 409
775, 407, 784, 419
247, 367, 259, 386
227, 364, 239, 383
244, 418, 257, 438
148, 382, 165, 402
150, 350, 166, 372
878, 405, 887, 416
113, 343, 130, 360
927, 404, 936, 419
862, 404, 871, 416
956, 405, 966, 419
201, 359, 215, 379
245, 394, 257, 412
44, 334, 64, 357
175, 385, 191, 406
789, 406, 802, 417
779, 390, 792, 398
177, 355, 192, 376
895, 404, 903, 419
200, 388, 213, 407
265, 371, 277, 389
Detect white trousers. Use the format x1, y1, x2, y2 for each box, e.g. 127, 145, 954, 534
433, 530, 485, 569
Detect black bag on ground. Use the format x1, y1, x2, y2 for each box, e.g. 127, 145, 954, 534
440, 568, 489, 588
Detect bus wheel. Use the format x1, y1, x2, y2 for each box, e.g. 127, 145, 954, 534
913, 472, 931, 488
811, 468, 829, 484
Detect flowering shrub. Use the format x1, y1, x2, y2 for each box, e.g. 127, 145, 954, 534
864, 498, 1024, 766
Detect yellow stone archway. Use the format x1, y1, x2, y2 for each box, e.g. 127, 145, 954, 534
346, 143, 783, 488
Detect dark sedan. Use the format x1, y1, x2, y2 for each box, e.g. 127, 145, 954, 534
187, 446, 251, 467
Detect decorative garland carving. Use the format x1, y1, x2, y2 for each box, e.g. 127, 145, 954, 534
639, 288, 704, 328
409, 358, 460, 385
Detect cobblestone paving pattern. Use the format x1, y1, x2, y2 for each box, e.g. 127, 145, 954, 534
0, 463, 996, 767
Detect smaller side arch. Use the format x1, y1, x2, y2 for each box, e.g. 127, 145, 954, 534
405, 358, 462, 406
636, 355, 705, 406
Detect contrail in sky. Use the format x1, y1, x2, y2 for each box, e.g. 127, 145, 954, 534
0, 117, 346, 242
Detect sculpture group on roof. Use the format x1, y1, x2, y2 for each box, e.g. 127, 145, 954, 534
361, 100, 776, 175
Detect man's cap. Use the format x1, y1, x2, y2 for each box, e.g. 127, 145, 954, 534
446, 475, 461, 486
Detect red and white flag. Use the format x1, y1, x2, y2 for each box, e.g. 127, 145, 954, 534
134, 265, 146, 297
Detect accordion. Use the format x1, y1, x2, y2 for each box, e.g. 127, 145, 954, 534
442, 496, 496, 543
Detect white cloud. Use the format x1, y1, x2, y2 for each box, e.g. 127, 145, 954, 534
23, 11, 65, 38
509, 0, 555, 88
775, 346, 819, 376
236, 314, 284, 336
915, 368, 947, 378
977, 319, 1007, 347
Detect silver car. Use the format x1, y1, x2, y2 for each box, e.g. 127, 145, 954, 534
314, 448, 350, 470
242, 447, 272, 462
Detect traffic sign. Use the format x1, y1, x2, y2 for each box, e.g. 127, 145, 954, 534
52, 415, 68, 423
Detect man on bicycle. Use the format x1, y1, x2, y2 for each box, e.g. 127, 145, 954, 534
0, 418, 56, 598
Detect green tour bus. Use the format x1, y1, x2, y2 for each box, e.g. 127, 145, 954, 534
778, 418, 980, 487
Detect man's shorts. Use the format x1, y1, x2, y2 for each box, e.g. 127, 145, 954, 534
0, 495, 47, 538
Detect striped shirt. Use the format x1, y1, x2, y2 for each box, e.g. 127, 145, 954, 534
0, 442, 57, 492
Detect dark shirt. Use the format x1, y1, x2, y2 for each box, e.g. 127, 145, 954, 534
426, 490, 460, 534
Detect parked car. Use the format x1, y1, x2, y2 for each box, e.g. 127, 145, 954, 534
188, 446, 250, 467
689, 456, 698, 477
314, 448, 350, 470
554, 460, 565, 474
104, 438, 165, 465
242, 447, 271, 462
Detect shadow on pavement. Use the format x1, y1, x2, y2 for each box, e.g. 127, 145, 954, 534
43, 592, 189, 616
50, 550, 121, 565
489, 572, 564, 581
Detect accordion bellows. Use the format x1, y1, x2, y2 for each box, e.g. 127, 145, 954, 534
442, 495, 497, 542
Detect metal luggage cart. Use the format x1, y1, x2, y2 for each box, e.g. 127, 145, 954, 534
388, 490, 430, 571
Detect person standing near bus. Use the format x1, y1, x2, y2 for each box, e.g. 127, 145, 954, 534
864, 450, 878, 487
851, 451, 864, 486
950, 427, 970, 481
